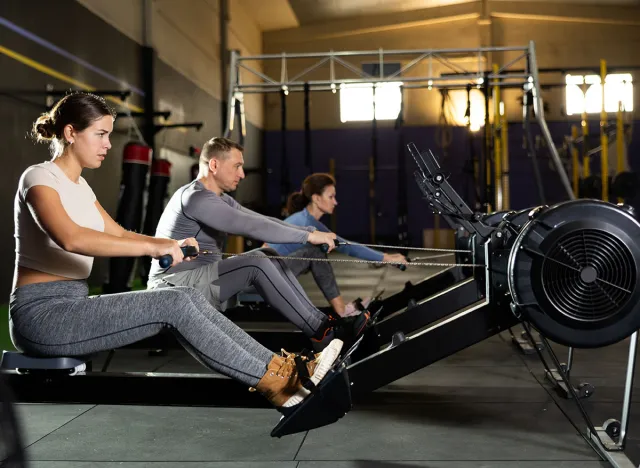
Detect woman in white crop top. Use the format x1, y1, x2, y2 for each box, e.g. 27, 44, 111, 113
9, 92, 343, 422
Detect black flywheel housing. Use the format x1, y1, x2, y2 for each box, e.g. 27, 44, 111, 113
507, 200, 640, 348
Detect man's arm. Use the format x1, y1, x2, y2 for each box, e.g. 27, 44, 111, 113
230, 198, 316, 233
187, 192, 311, 244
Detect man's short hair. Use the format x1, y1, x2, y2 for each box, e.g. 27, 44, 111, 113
200, 137, 244, 166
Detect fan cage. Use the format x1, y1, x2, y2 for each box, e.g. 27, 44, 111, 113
541, 228, 635, 322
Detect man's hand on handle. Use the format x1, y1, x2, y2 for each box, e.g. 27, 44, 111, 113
308, 231, 338, 253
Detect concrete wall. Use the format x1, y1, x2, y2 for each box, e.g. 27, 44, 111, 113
0, 0, 263, 298
78, 0, 265, 201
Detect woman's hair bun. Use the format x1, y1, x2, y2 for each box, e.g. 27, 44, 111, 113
33, 114, 56, 141
286, 191, 308, 215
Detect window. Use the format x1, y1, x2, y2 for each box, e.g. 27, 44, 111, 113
565, 73, 633, 115
339, 62, 403, 122
339, 82, 403, 122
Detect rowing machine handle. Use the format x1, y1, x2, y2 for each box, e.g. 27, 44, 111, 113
320, 239, 345, 253
319, 241, 407, 270
158, 245, 199, 268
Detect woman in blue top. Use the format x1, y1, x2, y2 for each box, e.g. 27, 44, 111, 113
268, 173, 407, 317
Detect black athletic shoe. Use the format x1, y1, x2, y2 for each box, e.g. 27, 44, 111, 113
336, 312, 371, 350
312, 312, 371, 353
311, 327, 336, 352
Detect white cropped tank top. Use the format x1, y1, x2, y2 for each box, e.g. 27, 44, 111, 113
14, 162, 105, 279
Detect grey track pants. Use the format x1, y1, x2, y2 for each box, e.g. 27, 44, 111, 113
149, 249, 329, 338
279, 245, 341, 302
8, 280, 273, 387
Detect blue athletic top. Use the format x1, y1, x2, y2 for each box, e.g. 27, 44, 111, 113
268, 208, 384, 262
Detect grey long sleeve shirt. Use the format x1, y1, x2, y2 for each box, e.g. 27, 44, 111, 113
148, 180, 314, 277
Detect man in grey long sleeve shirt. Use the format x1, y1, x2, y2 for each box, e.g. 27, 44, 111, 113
147, 137, 371, 352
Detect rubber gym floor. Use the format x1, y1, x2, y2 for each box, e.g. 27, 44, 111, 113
5, 253, 636, 467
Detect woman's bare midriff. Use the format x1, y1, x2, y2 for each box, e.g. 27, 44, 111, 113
14, 265, 75, 289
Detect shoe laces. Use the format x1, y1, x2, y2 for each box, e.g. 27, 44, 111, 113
276, 349, 298, 378
279, 349, 318, 381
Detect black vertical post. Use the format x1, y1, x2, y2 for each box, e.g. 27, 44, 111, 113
139, 45, 158, 284
142, 45, 155, 158
370, 85, 378, 244
235, 99, 245, 146
481, 76, 490, 211
464, 84, 476, 208
395, 85, 408, 247
219, 0, 229, 134
523, 89, 546, 204
304, 82, 311, 174
280, 88, 289, 216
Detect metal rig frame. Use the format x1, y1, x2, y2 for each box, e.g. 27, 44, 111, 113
223, 41, 575, 202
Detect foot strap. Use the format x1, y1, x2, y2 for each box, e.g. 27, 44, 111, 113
293, 354, 317, 392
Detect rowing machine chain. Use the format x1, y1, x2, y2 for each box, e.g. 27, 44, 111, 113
214, 243, 484, 268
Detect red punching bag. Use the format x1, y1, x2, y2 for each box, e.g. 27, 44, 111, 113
139, 158, 172, 283
104, 142, 152, 293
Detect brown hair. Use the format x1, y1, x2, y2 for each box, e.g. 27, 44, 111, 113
286, 173, 336, 214
199, 137, 244, 168
32, 91, 116, 157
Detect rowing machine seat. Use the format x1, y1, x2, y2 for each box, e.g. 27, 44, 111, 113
1, 351, 91, 373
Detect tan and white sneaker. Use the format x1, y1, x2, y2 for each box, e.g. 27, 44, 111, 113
251, 339, 343, 409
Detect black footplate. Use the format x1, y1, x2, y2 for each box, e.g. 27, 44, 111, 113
270, 346, 358, 437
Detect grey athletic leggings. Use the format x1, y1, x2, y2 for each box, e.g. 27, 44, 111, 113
280, 245, 341, 302
216, 250, 328, 337
8, 280, 273, 387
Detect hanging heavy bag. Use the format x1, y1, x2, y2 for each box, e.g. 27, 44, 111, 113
103, 143, 152, 293
139, 158, 172, 285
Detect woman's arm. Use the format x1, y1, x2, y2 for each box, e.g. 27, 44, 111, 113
95, 201, 158, 242
307, 217, 386, 262
95, 201, 199, 263
27, 186, 184, 264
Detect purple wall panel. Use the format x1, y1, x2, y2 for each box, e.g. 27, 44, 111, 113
264, 120, 640, 245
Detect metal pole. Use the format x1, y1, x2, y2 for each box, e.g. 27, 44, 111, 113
528, 41, 575, 200
600, 59, 609, 202
501, 96, 510, 209
235, 45, 528, 61
224, 50, 239, 138
523, 88, 546, 204
571, 125, 580, 195
582, 82, 590, 180
492, 64, 502, 210
235, 80, 556, 93
280, 88, 289, 215
329, 158, 337, 232
619, 331, 637, 448
616, 99, 625, 203
219, 0, 229, 135
370, 85, 378, 244
142, 0, 155, 150
233, 74, 532, 89
304, 82, 311, 172
483, 76, 491, 211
